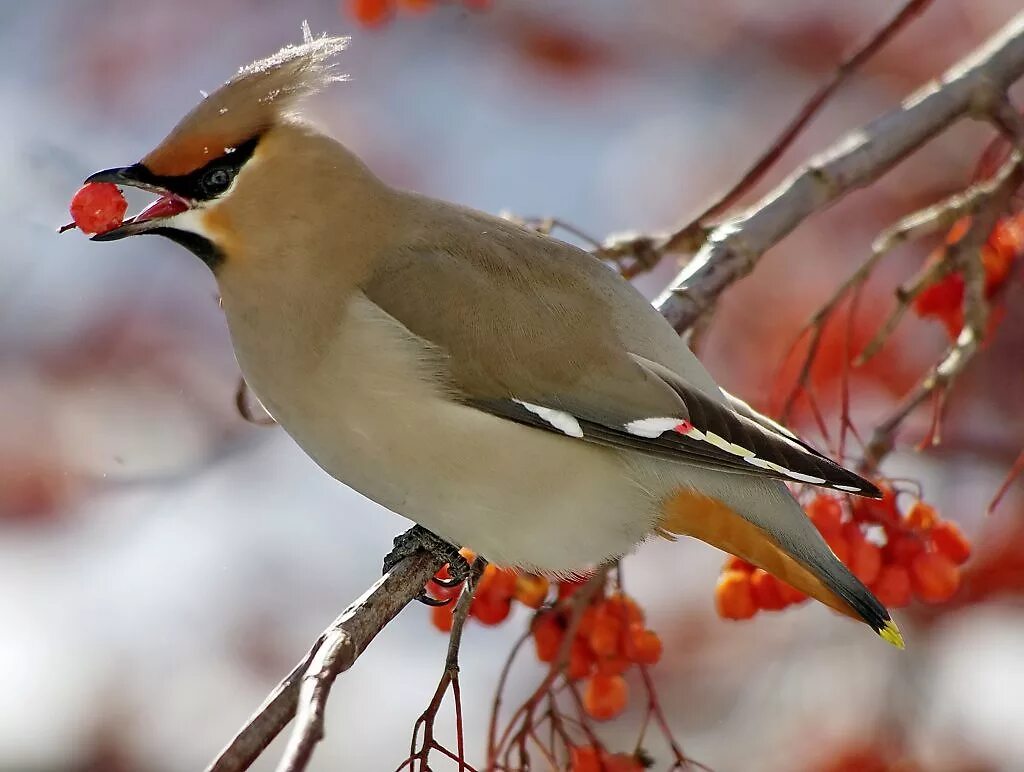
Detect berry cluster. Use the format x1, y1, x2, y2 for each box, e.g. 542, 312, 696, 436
67, 183, 127, 235
913, 213, 1023, 339
533, 587, 661, 721
427, 560, 662, 722
715, 486, 971, 620
429, 550, 550, 632
569, 745, 646, 772
345, 0, 489, 28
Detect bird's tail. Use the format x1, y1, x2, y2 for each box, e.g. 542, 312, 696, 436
658, 481, 903, 649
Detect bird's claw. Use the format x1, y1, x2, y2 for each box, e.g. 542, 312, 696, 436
382, 524, 471, 606
416, 592, 454, 607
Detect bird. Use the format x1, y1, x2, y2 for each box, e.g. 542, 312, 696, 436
81, 30, 902, 648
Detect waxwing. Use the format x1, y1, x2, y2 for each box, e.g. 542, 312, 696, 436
83, 31, 902, 647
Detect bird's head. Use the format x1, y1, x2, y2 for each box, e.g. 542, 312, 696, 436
85, 28, 357, 273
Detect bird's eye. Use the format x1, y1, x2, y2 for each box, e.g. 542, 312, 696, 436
201, 167, 233, 197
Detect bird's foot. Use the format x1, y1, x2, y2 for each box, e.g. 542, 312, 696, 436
383, 524, 471, 606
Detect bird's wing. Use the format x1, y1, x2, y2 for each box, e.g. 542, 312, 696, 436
362, 208, 879, 497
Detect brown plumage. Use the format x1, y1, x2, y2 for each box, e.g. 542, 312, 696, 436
82, 32, 903, 648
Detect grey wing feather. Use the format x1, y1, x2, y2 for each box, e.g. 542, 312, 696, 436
362, 204, 879, 497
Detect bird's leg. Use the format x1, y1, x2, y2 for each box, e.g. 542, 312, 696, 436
383, 524, 471, 606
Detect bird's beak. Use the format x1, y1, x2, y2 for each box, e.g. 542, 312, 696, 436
84, 164, 192, 241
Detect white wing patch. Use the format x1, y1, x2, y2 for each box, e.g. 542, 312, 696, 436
513, 400, 584, 438
623, 417, 681, 438
624, 413, 844, 490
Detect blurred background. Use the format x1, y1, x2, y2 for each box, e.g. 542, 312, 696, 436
3, 1, 1024, 769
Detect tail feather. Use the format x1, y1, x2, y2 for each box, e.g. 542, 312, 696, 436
658, 485, 903, 648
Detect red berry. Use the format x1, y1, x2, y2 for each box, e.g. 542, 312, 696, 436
428, 565, 463, 601
605, 593, 644, 625
627, 626, 663, 665
853, 483, 900, 527
910, 551, 960, 603
582, 673, 628, 720
595, 655, 630, 676
513, 573, 550, 608
905, 500, 939, 531
348, 0, 393, 26
850, 539, 883, 586
69, 182, 127, 235
568, 638, 595, 680
475, 564, 517, 604
884, 532, 925, 567
777, 580, 808, 605
750, 569, 787, 611
715, 571, 757, 620
930, 520, 971, 565
570, 746, 601, 772
577, 605, 599, 640
826, 533, 851, 566
807, 495, 843, 539
471, 594, 511, 625
532, 612, 563, 663
588, 615, 622, 658
430, 602, 454, 632
724, 554, 756, 573
871, 565, 912, 608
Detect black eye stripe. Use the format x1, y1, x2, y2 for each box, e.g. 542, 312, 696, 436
135, 134, 261, 202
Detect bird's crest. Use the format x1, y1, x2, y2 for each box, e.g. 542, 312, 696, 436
143, 23, 349, 176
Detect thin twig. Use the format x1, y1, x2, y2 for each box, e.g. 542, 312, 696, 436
780, 132, 1024, 424
637, 666, 712, 772
778, 251, 886, 423
861, 153, 1024, 470
989, 450, 1024, 513
854, 252, 956, 367
492, 569, 609, 766
402, 559, 487, 772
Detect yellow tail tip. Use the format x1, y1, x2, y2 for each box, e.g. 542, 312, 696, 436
878, 619, 905, 649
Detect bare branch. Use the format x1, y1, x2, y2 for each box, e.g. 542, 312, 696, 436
206, 552, 443, 772
401, 559, 486, 772
655, 12, 1024, 335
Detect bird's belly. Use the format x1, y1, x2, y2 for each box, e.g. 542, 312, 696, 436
275, 390, 658, 572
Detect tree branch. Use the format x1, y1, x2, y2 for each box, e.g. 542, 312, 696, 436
654, 12, 1024, 334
